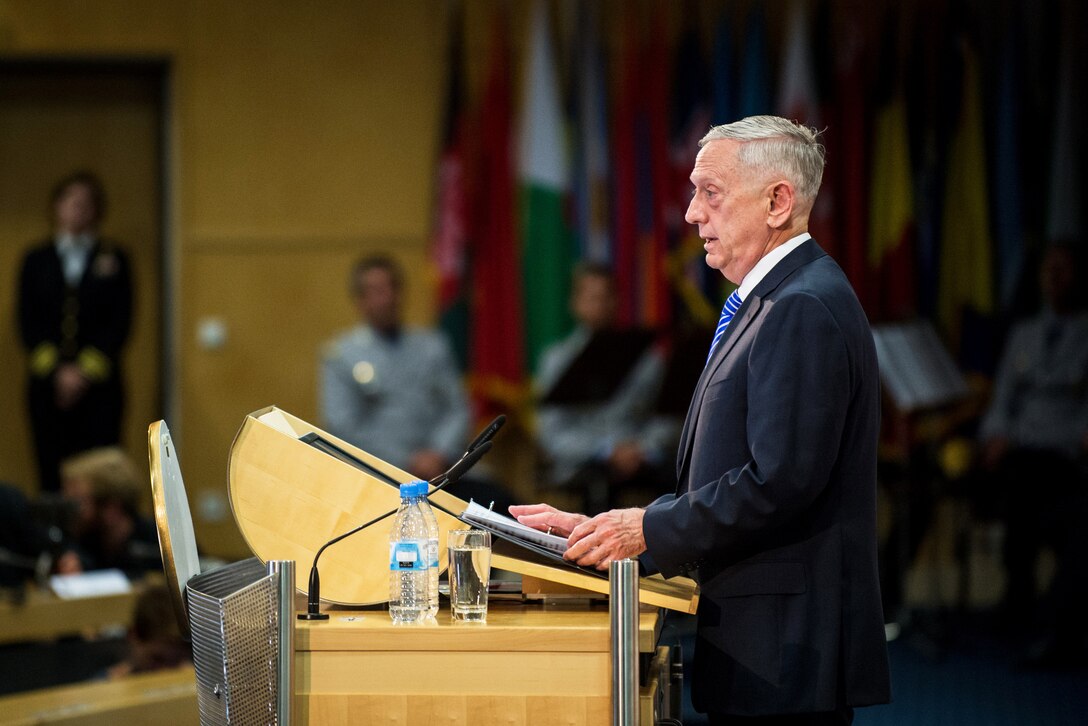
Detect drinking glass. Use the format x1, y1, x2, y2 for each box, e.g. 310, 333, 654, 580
447, 529, 491, 622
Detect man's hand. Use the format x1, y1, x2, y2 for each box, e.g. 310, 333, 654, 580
54, 363, 89, 410
564, 508, 647, 570
509, 503, 589, 538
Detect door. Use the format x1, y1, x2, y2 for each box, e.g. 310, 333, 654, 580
0, 61, 165, 494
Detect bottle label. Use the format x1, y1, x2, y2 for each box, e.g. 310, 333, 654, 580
389, 541, 426, 571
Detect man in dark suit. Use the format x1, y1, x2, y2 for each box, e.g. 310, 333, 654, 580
18, 172, 132, 493
512, 116, 890, 724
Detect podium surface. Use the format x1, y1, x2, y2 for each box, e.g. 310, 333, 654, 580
295, 601, 665, 725
228, 406, 698, 613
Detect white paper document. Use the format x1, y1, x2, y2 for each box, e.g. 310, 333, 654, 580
460, 500, 570, 555
50, 569, 132, 599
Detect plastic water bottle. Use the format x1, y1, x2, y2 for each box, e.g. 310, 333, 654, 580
389, 481, 428, 623
416, 481, 440, 618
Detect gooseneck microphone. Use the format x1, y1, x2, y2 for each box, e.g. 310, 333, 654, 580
459, 414, 506, 466
298, 418, 503, 620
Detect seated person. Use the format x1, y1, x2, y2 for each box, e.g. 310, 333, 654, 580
977, 242, 1088, 665
535, 263, 678, 514
55, 447, 162, 578
320, 255, 513, 510
107, 583, 191, 679
0, 483, 49, 588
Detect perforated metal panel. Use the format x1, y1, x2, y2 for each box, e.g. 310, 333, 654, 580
187, 558, 279, 726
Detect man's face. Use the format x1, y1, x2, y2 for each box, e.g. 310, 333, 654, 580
685, 140, 770, 285
355, 267, 400, 330
54, 183, 98, 235
571, 274, 616, 331
61, 474, 95, 535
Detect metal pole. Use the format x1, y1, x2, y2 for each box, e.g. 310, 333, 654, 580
610, 558, 639, 726
267, 560, 295, 726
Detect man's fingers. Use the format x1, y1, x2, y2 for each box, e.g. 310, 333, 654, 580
508, 503, 554, 517
514, 513, 553, 531
567, 517, 597, 545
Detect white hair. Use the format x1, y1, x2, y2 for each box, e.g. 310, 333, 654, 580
699, 116, 825, 202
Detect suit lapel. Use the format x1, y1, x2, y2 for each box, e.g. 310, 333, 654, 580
672, 240, 828, 491
674, 296, 761, 489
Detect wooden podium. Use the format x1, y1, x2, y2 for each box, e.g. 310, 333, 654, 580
227, 406, 698, 614
149, 408, 696, 724
296, 601, 668, 726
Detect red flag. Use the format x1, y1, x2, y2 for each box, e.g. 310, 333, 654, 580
469, 21, 525, 416
643, 9, 671, 327
829, 15, 871, 313
611, 20, 639, 327
430, 4, 469, 366
612, 16, 670, 328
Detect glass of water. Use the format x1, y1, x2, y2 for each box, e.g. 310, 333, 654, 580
447, 529, 491, 622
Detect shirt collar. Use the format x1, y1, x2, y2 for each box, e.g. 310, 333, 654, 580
736, 233, 811, 301
55, 232, 95, 252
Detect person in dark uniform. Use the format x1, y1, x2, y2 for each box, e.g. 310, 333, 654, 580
17, 171, 133, 493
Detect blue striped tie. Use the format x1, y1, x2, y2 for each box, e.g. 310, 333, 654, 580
707, 290, 743, 364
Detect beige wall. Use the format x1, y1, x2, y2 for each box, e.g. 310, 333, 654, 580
0, 0, 451, 557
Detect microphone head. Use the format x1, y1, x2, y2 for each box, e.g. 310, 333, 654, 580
466, 415, 507, 453
437, 440, 491, 491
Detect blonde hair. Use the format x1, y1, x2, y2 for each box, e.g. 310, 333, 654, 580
61, 447, 143, 517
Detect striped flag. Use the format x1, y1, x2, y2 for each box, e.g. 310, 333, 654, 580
938, 44, 993, 347
570, 0, 610, 265
775, 0, 834, 256
868, 91, 916, 320
518, 0, 574, 371
469, 17, 525, 416
430, 2, 469, 367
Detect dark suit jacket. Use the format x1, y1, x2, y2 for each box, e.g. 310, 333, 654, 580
643, 240, 891, 716
18, 238, 132, 381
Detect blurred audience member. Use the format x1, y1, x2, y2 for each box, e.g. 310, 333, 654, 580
320, 255, 471, 480
18, 171, 132, 493
535, 263, 678, 514
319, 255, 515, 512
107, 584, 190, 679
978, 242, 1088, 666
0, 483, 48, 589
56, 447, 161, 578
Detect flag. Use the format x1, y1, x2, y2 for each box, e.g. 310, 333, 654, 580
430, 2, 469, 367
991, 20, 1025, 311
611, 18, 640, 327
823, 6, 871, 284
776, 0, 819, 125
711, 11, 735, 126
668, 19, 717, 328
639, 9, 672, 327
612, 16, 670, 328
570, 0, 610, 265
775, 0, 834, 255
469, 17, 525, 415
938, 44, 993, 347
738, 4, 772, 118
518, 0, 573, 371
868, 91, 916, 320
1045, 4, 1084, 243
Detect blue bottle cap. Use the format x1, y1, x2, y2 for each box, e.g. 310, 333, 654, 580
399, 482, 414, 499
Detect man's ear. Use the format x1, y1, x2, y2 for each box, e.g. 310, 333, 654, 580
766, 181, 796, 229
